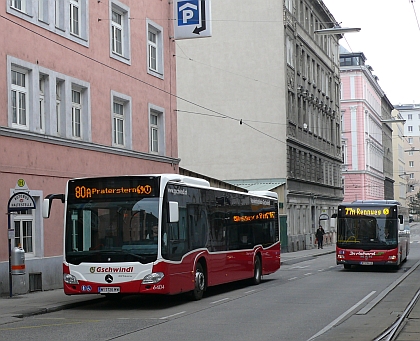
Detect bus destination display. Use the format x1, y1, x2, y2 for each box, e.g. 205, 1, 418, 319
68, 177, 159, 201
340, 206, 395, 218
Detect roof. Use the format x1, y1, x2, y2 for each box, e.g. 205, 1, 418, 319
224, 179, 286, 191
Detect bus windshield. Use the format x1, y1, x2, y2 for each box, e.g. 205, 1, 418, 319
337, 215, 398, 249
65, 197, 159, 265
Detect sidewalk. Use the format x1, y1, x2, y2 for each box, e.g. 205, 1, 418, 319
0, 245, 335, 326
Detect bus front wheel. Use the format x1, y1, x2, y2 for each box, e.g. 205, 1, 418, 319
191, 262, 206, 300
252, 255, 262, 285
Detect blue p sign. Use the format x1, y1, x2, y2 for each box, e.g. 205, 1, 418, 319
178, 0, 199, 26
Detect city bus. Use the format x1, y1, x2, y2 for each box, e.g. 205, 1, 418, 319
43, 174, 280, 300
336, 200, 410, 269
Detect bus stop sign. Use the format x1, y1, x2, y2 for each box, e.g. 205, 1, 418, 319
8, 192, 36, 211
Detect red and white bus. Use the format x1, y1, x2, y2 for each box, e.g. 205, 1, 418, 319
43, 174, 280, 299
336, 200, 410, 269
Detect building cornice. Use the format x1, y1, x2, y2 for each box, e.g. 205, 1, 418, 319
0, 127, 180, 165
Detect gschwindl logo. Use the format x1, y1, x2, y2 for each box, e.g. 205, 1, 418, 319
168, 188, 188, 195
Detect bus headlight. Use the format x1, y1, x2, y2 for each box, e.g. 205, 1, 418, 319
142, 272, 164, 284
337, 255, 345, 259
388, 256, 397, 261
63, 273, 79, 284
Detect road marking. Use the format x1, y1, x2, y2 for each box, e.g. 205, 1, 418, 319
159, 311, 186, 319
244, 289, 256, 294
288, 277, 298, 281
291, 265, 310, 269
307, 291, 376, 341
0, 320, 100, 331
304, 273, 312, 276
210, 298, 230, 304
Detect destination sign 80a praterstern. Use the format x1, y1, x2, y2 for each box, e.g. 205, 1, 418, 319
67, 177, 159, 201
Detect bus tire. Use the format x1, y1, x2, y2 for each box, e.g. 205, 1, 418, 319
252, 255, 262, 285
191, 262, 205, 300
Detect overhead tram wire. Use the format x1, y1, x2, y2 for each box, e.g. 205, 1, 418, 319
0, 14, 287, 146
411, 0, 420, 31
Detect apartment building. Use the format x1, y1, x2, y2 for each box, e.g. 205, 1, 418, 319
1, 0, 178, 295
340, 49, 396, 202
394, 104, 420, 203
176, 0, 343, 251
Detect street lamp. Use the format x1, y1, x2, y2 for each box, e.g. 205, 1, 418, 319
314, 27, 361, 35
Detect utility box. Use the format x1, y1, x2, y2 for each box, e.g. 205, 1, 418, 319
11, 246, 25, 275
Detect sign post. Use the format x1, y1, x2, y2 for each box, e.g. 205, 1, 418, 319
7, 191, 36, 297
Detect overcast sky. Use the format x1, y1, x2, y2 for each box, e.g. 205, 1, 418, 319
322, 0, 420, 105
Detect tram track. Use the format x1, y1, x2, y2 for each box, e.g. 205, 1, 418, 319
373, 287, 420, 341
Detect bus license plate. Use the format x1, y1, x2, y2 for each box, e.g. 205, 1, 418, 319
99, 287, 120, 293
360, 261, 373, 265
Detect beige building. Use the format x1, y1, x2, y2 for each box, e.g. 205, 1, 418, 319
394, 104, 420, 206
176, 0, 343, 251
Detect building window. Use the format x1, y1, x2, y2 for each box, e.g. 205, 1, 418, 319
11, 0, 26, 12
38, 0, 48, 22
56, 81, 62, 135
408, 114, 412, 120
410, 173, 415, 179
110, 1, 130, 63
113, 101, 124, 146
408, 126, 413, 132
111, 91, 132, 149
70, 0, 80, 36
39, 75, 45, 132
409, 161, 414, 167
14, 210, 34, 253
149, 105, 165, 155
147, 21, 164, 76
9, 56, 91, 141
111, 10, 123, 55
286, 35, 294, 67
11, 69, 28, 128
150, 112, 158, 153
72, 89, 82, 138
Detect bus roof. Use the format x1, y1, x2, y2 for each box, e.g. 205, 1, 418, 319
349, 200, 402, 205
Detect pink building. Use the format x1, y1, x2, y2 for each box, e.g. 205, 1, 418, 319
340, 51, 388, 202
1, 1, 178, 295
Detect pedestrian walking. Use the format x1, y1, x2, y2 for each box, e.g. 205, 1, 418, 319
315, 226, 325, 249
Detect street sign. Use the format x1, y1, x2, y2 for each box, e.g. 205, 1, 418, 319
174, 0, 212, 40
8, 192, 36, 211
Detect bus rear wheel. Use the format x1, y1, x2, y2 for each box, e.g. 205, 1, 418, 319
252, 255, 262, 285
191, 262, 205, 300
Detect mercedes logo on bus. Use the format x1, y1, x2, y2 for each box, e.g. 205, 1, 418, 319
105, 274, 113, 283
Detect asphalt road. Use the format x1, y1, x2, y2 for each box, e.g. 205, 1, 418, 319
1, 231, 420, 341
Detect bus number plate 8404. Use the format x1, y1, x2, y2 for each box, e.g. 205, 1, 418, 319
99, 287, 120, 293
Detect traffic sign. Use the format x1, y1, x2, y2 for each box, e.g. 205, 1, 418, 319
174, 0, 212, 40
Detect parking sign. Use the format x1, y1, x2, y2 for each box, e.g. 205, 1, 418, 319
174, 0, 212, 40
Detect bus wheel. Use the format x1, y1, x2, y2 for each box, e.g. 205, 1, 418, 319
191, 262, 205, 300
344, 264, 351, 270
252, 255, 262, 285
